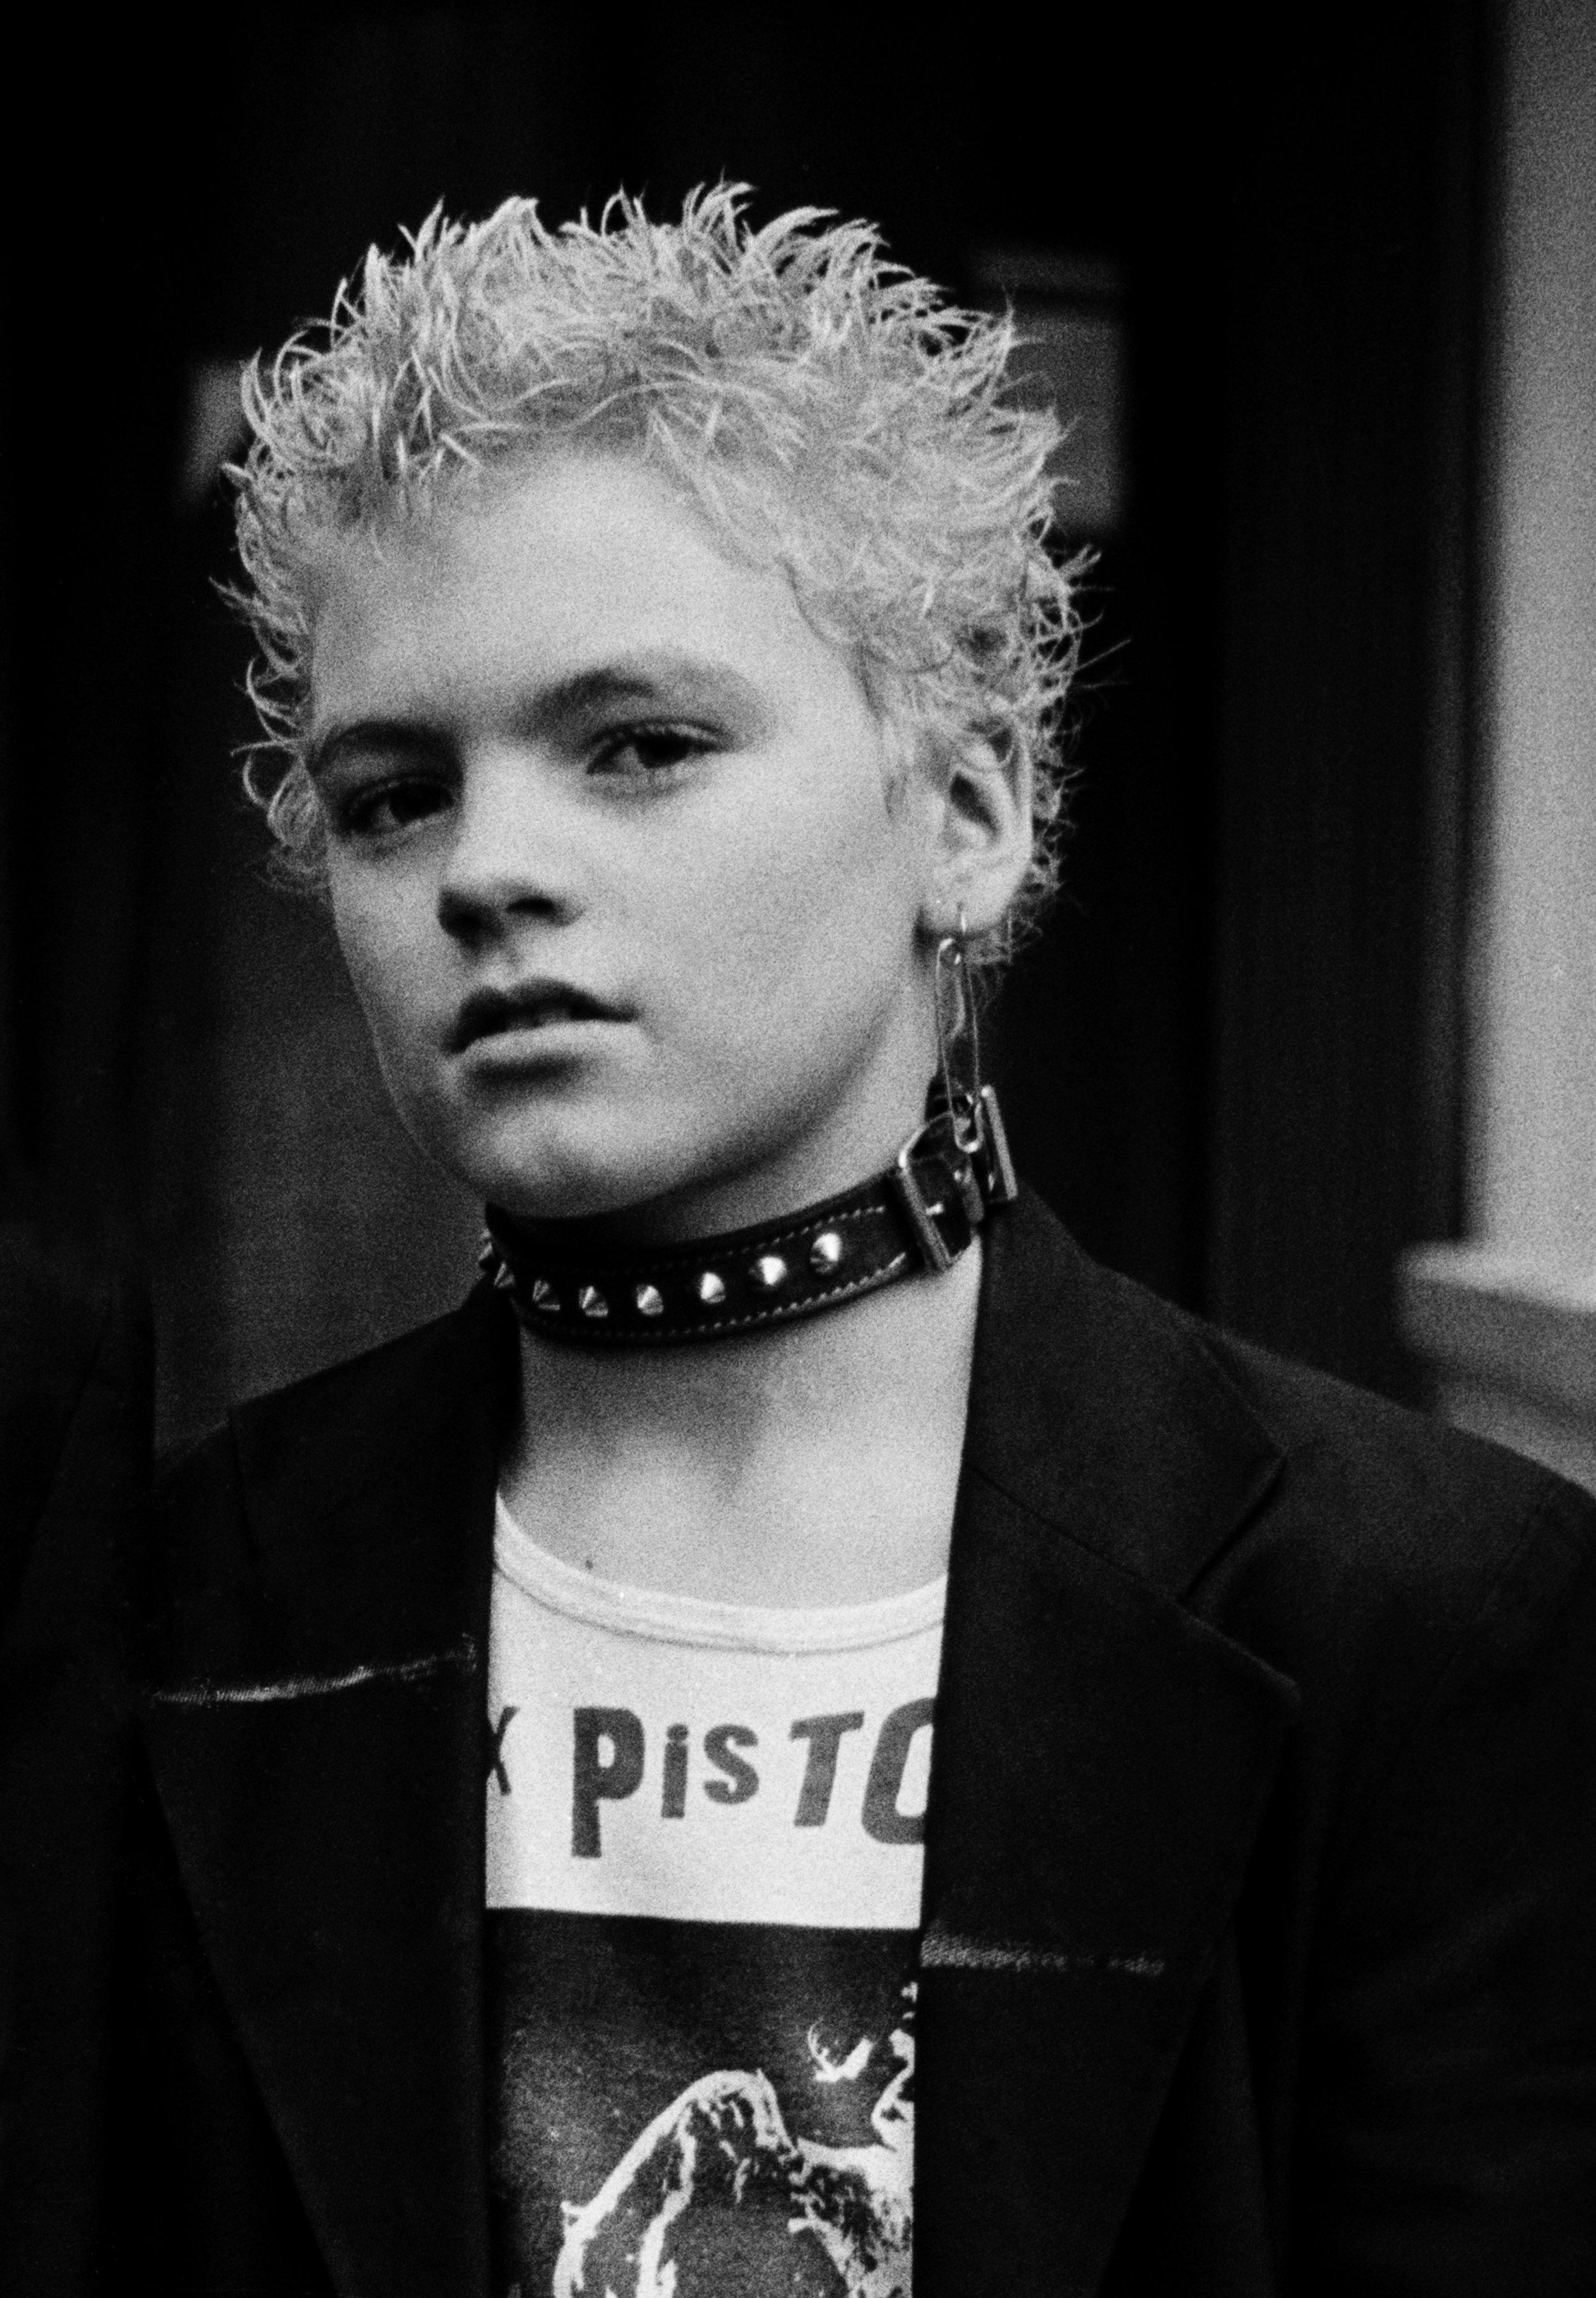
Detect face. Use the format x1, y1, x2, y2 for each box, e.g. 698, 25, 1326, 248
306, 450, 952, 1239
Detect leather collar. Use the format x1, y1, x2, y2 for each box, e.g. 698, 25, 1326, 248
479, 1098, 1017, 1344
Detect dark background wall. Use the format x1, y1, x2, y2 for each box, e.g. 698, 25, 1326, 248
0, 7, 1487, 1440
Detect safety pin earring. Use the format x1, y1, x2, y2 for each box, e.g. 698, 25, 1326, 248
891, 905, 1020, 1278
932, 908, 979, 1145
931, 907, 1018, 1208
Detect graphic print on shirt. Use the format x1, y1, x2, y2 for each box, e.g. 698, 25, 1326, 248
490, 1913, 917, 2298
486, 1502, 942, 2298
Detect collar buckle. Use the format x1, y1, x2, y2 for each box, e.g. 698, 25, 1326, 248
891, 1089, 1019, 1274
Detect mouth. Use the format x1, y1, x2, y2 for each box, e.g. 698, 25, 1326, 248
449, 980, 628, 1054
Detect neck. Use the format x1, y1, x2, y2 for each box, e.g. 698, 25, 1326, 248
499, 1241, 982, 1607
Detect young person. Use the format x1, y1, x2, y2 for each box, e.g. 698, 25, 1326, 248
106, 190, 1596, 2296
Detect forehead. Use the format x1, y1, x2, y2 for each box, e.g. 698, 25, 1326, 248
306, 451, 859, 742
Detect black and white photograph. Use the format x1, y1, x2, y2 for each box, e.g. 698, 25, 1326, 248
1, 7, 1593, 2292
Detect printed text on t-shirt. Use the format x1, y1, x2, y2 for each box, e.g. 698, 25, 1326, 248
488, 1699, 935, 1856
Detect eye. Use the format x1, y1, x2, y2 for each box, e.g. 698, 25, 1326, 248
589, 723, 714, 781
333, 774, 454, 841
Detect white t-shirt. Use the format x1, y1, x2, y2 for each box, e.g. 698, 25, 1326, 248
487, 1494, 944, 2298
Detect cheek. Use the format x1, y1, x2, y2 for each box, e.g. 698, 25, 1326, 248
672, 753, 912, 972
652, 846, 915, 1097
329, 875, 433, 1057
664, 836, 876, 1009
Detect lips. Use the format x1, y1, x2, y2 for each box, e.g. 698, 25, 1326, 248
449, 980, 626, 1053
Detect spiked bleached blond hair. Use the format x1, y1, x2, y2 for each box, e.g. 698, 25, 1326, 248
232, 186, 1083, 956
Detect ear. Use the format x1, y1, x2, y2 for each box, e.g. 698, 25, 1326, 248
917, 731, 1034, 939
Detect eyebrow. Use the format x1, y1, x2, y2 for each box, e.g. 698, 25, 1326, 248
307, 651, 768, 781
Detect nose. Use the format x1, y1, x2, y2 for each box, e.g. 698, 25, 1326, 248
435, 746, 583, 945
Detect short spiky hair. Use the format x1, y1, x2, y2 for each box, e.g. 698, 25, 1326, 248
232, 185, 1082, 953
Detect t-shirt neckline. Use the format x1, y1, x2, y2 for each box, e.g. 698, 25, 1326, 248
493, 1494, 947, 1654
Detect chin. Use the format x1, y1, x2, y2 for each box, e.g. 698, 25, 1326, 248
486, 1169, 648, 1225
441, 1108, 696, 1228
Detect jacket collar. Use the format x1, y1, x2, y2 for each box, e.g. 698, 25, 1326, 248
144, 1191, 1293, 2298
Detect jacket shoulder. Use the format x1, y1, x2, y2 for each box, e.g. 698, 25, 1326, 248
156, 1293, 491, 1512
1000, 1185, 1587, 1573
1189, 1303, 1593, 1597
1148, 1282, 1596, 1863
147, 1290, 509, 1686
986, 1191, 1596, 1767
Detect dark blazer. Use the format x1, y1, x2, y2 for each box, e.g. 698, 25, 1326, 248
105, 1191, 1596, 2295
0, 1195, 150, 2295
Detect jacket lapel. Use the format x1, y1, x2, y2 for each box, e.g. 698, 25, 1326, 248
142, 1287, 515, 2298
916, 1195, 1296, 2295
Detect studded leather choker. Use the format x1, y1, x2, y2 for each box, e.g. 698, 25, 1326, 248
478, 1088, 1018, 1345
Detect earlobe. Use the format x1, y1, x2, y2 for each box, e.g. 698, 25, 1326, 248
921, 734, 1033, 939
